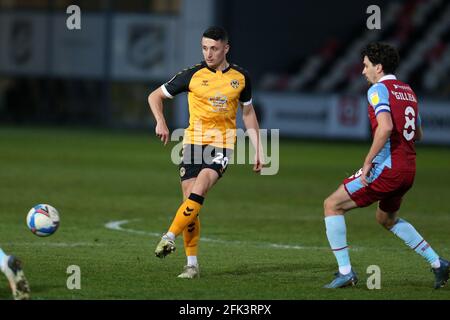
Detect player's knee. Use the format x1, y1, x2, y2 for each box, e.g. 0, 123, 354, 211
376, 214, 396, 230
376, 215, 386, 228
323, 197, 337, 216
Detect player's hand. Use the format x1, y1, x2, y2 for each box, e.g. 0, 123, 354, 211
360, 162, 373, 187
253, 154, 264, 174
155, 121, 170, 146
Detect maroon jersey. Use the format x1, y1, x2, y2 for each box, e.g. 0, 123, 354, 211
367, 75, 419, 172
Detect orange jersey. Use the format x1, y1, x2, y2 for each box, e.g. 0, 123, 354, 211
161, 61, 252, 149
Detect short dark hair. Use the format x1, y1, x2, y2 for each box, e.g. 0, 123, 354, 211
202, 26, 228, 43
361, 42, 400, 74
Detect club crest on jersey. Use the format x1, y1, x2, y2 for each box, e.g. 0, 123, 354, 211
370, 91, 380, 105
230, 79, 240, 89
180, 167, 186, 177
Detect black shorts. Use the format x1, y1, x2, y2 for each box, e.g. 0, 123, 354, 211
179, 144, 233, 181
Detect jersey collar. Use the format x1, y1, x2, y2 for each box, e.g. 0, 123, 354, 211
202, 61, 232, 73
378, 74, 397, 82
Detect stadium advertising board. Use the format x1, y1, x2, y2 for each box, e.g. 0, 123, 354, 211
252, 94, 450, 145
419, 100, 450, 145
0, 12, 177, 81
51, 13, 106, 78
254, 93, 369, 140
112, 15, 177, 80
0, 12, 48, 75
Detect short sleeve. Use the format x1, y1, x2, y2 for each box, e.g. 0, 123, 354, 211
239, 72, 252, 106
367, 83, 390, 116
161, 68, 194, 98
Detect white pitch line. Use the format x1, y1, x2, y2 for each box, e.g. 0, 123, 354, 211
104, 219, 330, 251
105, 220, 161, 237
105, 220, 450, 253
9, 242, 105, 247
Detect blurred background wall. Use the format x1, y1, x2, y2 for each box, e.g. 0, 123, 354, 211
1, 0, 449, 144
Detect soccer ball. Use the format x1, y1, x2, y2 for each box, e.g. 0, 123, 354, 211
26, 204, 60, 237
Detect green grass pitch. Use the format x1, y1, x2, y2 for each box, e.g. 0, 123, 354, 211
0, 126, 449, 299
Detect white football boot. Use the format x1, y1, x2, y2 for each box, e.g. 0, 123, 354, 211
2, 256, 31, 300
177, 265, 200, 279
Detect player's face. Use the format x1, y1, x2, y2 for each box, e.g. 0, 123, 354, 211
362, 56, 382, 85
201, 37, 229, 69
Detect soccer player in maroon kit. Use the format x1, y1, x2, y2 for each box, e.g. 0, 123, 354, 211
322, 42, 449, 289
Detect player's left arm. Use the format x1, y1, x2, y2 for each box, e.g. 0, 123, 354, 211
239, 70, 264, 173
242, 103, 264, 173
361, 83, 393, 186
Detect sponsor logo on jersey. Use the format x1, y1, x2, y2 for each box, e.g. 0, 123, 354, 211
393, 83, 411, 91
209, 93, 228, 112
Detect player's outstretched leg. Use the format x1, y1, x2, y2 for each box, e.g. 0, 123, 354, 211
0, 249, 30, 300
154, 193, 204, 258
390, 219, 449, 289
155, 169, 218, 262
377, 207, 449, 289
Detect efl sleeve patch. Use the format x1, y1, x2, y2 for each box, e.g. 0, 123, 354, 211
369, 92, 380, 106
367, 83, 390, 111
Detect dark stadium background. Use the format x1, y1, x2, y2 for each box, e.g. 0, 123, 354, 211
1, 0, 449, 137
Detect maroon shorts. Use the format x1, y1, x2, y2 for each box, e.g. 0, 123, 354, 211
343, 166, 415, 212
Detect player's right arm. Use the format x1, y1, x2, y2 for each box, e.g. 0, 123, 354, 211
361, 83, 393, 186
147, 66, 195, 145
148, 87, 170, 145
